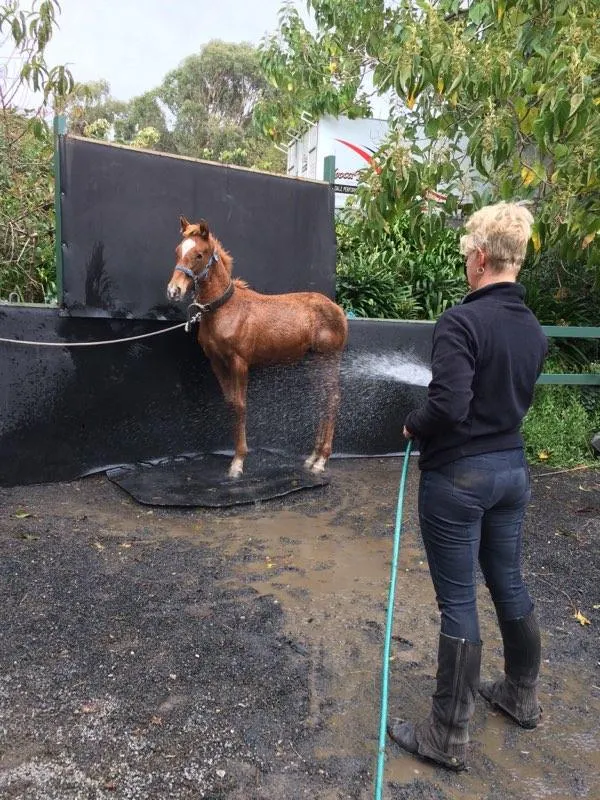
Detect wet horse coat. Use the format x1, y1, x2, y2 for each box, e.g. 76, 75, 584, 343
167, 218, 348, 478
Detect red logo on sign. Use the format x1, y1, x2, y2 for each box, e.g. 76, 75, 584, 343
335, 139, 381, 175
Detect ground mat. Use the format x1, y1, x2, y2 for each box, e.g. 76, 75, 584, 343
106, 449, 330, 507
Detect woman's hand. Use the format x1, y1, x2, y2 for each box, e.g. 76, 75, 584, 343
403, 426, 413, 440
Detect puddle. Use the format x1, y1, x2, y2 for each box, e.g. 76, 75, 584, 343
3, 460, 598, 800
182, 490, 600, 800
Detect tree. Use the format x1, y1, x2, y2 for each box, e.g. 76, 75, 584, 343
161, 40, 266, 130
59, 79, 125, 135
158, 40, 285, 169
1, 0, 73, 123
113, 91, 172, 151
63, 41, 285, 171
258, 1, 600, 268
61, 81, 169, 151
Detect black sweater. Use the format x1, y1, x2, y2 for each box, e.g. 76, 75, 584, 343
405, 282, 548, 470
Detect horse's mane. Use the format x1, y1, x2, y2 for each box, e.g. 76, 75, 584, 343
212, 237, 232, 274
213, 237, 249, 289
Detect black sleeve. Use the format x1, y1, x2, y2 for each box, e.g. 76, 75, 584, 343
405, 311, 477, 438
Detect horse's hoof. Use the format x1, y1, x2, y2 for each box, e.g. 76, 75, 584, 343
310, 457, 327, 474
304, 453, 317, 470
228, 459, 244, 479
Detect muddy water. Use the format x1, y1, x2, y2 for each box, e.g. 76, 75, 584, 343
51, 461, 600, 800
230, 510, 435, 743
167, 463, 598, 800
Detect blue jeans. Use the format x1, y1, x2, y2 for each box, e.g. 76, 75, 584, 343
418, 448, 534, 643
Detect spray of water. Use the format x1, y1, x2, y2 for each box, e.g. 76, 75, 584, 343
343, 352, 432, 387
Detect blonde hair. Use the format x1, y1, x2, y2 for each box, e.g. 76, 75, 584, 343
459, 202, 534, 273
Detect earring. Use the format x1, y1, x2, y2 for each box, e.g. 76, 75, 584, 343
476, 267, 485, 275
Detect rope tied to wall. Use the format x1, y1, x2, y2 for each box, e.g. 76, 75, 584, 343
0, 322, 187, 347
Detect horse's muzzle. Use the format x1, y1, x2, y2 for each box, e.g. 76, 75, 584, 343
167, 283, 183, 302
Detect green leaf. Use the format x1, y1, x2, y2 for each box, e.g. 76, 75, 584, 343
569, 94, 585, 118
531, 40, 550, 59
565, 107, 590, 141
521, 67, 533, 93
30, 117, 44, 140
555, 98, 571, 134
553, 143, 569, 160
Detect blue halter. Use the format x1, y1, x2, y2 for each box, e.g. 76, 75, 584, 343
175, 251, 219, 294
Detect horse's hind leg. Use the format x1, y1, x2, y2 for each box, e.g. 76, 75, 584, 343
304, 353, 328, 470
314, 355, 342, 473
306, 353, 342, 474
304, 418, 327, 470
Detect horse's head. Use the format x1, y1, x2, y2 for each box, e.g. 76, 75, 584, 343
166, 216, 217, 301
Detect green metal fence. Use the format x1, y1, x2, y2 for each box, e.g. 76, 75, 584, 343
538, 327, 600, 386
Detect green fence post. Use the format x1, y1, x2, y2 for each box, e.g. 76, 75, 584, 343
323, 155, 335, 185
53, 114, 67, 306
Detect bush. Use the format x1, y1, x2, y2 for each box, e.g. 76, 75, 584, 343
336, 241, 420, 319
522, 253, 600, 328
523, 388, 600, 467
335, 213, 465, 320
522, 359, 600, 467
0, 114, 57, 304
520, 250, 600, 373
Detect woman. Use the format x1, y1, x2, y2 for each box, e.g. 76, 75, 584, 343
387, 202, 548, 771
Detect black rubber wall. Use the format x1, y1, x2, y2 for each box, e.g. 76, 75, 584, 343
59, 137, 336, 319
0, 308, 433, 487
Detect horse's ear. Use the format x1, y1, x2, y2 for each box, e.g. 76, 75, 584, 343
197, 219, 210, 240
179, 215, 190, 233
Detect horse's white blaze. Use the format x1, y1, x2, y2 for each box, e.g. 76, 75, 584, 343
180, 238, 196, 257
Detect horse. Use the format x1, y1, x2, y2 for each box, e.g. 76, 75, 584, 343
166, 217, 348, 479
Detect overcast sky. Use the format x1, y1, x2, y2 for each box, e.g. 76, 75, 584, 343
42, 0, 288, 101
2, 1, 389, 118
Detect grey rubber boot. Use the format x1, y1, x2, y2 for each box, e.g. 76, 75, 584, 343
387, 633, 482, 771
479, 611, 541, 729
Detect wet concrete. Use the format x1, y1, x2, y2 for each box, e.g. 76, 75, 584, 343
0, 458, 598, 799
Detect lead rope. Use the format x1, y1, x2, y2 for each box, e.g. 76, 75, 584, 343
0, 322, 186, 347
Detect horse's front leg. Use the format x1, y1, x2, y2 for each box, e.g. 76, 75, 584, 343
209, 355, 249, 479
228, 356, 249, 478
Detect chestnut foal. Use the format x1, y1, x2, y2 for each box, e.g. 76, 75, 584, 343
167, 217, 348, 478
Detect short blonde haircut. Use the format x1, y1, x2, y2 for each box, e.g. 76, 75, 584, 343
459, 202, 534, 273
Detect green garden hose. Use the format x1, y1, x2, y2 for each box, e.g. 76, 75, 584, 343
374, 438, 413, 800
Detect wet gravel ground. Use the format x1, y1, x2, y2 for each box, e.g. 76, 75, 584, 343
0, 457, 598, 799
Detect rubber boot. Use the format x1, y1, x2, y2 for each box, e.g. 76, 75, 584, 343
387, 633, 482, 771
479, 611, 541, 729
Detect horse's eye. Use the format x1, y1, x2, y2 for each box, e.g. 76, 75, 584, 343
196, 252, 204, 260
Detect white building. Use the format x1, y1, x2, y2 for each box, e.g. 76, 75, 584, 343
286, 114, 451, 209
285, 115, 391, 208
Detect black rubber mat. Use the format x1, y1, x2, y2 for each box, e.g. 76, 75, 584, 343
106, 449, 330, 508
